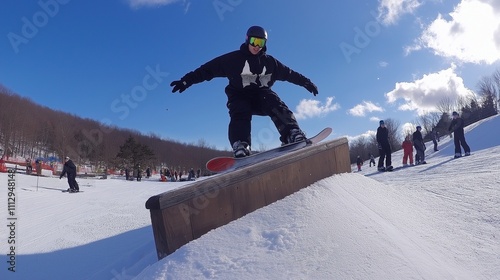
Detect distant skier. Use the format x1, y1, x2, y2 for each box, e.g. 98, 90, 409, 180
368, 153, 376, 167
188, 168, 196, 181
170, 26, 318, 158
376, 120, 393, 171
430, 128, 439, 151
413, 126, 426, 164
26, 158, 33, 175
136, 165, 142, 181
448, 111, 471, 158
60, 157, 79, 192
356, 156, 363, 172
401, 135, 414, 166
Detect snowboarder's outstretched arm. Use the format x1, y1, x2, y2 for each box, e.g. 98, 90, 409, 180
272, 58, 318, 96
170, 54, 230, 93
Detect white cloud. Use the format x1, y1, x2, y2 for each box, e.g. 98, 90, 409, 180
128, 0, 182, 9
377, 0, 422, 25
385, 64, 475, 115
414, 0, 500, 64
348, 101, 384, 117
346, 130, 376, 146
294, 97, 340, 120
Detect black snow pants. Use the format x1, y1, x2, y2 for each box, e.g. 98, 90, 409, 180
378, 142, 392, 168
226, 89, 299, 147
453, 131, 470, 155
67, 173, 79, 191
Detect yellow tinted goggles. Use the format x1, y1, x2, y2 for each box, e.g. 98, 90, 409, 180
249, 37, 266, 48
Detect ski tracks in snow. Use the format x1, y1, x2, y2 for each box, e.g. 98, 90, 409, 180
328, 174, 478, 279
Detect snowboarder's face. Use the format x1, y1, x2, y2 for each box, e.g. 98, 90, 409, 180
248, 43, 262, 55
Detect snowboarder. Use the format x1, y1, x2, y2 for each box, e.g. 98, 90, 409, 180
402, 135, 414, 166
430, 128, 439, 151
60, 157, 79, 192
170, 26, 318, 158
356, 156, 363, 172
376, 120, 393, 171
413, 126, 426, 164
125, 168, 130, 181
26, 158, 33, 175
136, 166, 142, 181
188, 168, 196, 181
368, 153, 376, 167
448, 111, 471, 158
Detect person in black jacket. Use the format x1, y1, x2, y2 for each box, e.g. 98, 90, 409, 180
412, 126, 426, 164
448, 111, 471, 158
60, 156, 79, 192
170, 26, 318, 158
376, 120, 393, 171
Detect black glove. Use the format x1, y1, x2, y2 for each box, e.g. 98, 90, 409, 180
170, 79, 190, 93
303, 80, 318, 96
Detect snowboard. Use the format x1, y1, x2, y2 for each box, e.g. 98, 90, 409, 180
62, 190, 83, 193
206, 127, 332, 173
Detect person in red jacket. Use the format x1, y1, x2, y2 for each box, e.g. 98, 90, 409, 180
402, 135, 414, 166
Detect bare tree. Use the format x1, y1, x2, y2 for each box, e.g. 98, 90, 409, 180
478, 73, 499, 114
436, 97, 454, 114
383, 118, 402, 151
493, 69, 500, 111
417, 113, 433, 134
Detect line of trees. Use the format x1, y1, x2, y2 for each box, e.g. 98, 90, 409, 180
349, 69, 499, 163
0, 85, 230, 173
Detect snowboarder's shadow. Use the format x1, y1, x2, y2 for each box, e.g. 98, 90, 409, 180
23, 186, 65, 192
418, 158, 455, 173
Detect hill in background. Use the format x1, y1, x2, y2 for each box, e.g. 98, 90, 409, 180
0, 85, 229, 173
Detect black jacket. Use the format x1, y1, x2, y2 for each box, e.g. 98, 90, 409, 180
412, 130, 425, 151
60, 160, 76, 178
376, 126, 389, 145
449, 117, 465, 136
356, 157, 363, 165
180, 44, 311, 96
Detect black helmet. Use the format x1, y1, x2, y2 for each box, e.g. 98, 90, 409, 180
246, 26, 267, 39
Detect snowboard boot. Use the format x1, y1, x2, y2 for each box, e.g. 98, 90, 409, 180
385, 165, 394, 171
232, 141, 250, 158
286, 128, 307, 144
377, 166, 386, 172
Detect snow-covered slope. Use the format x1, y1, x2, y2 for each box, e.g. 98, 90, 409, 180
1, 115, 499, 280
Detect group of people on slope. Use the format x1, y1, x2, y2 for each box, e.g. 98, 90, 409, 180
375, 111, 471, 172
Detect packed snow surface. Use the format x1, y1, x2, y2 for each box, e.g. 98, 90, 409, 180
1, 115, 499, 280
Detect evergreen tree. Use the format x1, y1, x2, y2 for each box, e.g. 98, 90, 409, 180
116, 136, 155, 170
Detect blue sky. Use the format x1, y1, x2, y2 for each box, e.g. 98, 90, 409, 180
1, 0, 499, 151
